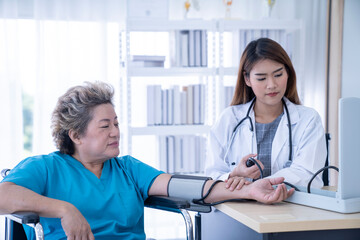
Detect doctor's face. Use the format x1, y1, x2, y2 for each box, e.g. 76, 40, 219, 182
245, 59, 288, 108
76, 103, 120, 163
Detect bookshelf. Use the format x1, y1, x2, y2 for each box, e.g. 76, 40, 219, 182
118, 18, 303, 174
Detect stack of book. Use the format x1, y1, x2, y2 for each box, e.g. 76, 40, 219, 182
171, 30, 208, 67
158, 135, 207, 174
147, 84, 205, 126
224, 86, 235, 109
129, 55, 166, 67
238, 29, 293, 59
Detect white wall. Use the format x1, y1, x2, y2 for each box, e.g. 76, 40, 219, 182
341, 0, 360, 98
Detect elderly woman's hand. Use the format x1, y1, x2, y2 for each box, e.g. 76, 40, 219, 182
60, 203, 94, 240
246, 177, 295, 204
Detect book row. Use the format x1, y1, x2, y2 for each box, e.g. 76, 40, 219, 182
171, 30, 208, 68
158, 135, 207, 174
224, 86, 235, 109
147, 84, 206, 126
238, 29, 294, 59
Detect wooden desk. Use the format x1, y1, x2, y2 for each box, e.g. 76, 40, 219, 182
210, 201, 360, 240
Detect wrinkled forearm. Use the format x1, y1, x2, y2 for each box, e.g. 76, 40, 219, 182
0, 182, 72, 218
202, 180, 251, 203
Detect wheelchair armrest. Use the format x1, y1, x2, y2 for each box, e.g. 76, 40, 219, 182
145, 196, 190, 213
186, 203, 211, 213
144, 196, 212, 213
5, 212, 40, 225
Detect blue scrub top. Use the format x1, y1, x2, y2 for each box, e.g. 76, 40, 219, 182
2, 151, 163, 240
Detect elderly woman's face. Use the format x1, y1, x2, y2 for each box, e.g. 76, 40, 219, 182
77, 103, 120, 162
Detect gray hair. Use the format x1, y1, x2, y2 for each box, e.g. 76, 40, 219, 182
51, 81, 115, 154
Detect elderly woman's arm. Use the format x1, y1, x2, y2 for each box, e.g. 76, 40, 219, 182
149, 173, 294, 204
0, 182, 95, 240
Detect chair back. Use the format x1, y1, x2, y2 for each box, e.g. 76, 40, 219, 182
322, 133, 331, 186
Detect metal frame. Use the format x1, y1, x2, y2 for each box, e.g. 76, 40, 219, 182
5, 214, 44, 240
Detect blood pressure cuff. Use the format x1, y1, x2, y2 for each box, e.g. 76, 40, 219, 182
167, 175, 212, 201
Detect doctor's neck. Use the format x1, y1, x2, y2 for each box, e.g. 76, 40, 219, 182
253, 100, 283, 124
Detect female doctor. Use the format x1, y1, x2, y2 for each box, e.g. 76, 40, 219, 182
205, 38, 327, 189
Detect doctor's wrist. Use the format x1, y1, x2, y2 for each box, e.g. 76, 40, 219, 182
229, 169, 242, 178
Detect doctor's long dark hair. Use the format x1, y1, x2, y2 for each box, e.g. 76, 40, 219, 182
231, 38, 301, 106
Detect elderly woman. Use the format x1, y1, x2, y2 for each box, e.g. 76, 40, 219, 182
0, 81, 293, 240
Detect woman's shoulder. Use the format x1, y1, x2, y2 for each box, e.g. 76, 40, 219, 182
218, 103, 250, 122
19, 152, 60, 164
111, 155, 163, 176
212, 103, 251, 131
294, 104, 321, 118
288, 102, 322, 126
8, 152, 63, 174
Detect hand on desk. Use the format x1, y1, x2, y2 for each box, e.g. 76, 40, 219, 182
246, 177, 295, 204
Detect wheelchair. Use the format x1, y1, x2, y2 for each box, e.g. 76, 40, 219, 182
1, 168, 211, 240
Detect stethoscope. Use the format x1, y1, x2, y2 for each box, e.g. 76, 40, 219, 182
223, 98, 293, 167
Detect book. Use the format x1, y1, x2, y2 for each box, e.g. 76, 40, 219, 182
199, 136, 207, 173
195, 136, 201, 172
180, 90, 187, 125
128, 61, 164, 68
174, 30, 182, 67
253, 29, 262, 41
167, 88, 174, 125
278, 30, 287, 49
130, 55, 166, 62
200, 84, 205, 124
166, 136, 175, 173
174, 136, 184, 173
146, 85, 155, 126
201, 30, 208, 67
239, 30, 247, 56
180, 30, 189, 67
186, 85, 194, 124
286, 32, 293, 60
161, 89, 168, 125
261, 29, 269, 38
246, 29, 254, 46
173, 85, 181, 125
154, 85, 162, 125
158, 136, 167, 171
224, 86, 235, 109
193, 84, 200, 124
187, 136, 196, 173
194, 30, 201, 67
268, 29, 277, 42
181, 136, 191, 172
188, 30, 195, 67
130, 55, 165, 68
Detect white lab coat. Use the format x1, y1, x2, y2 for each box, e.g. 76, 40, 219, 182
205, 98, 327, 188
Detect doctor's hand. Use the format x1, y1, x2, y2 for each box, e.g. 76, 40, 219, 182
60, 203, 95, 240
225, 176, 250, 191
229, 154, 264, 179
245, 177, 295, 204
